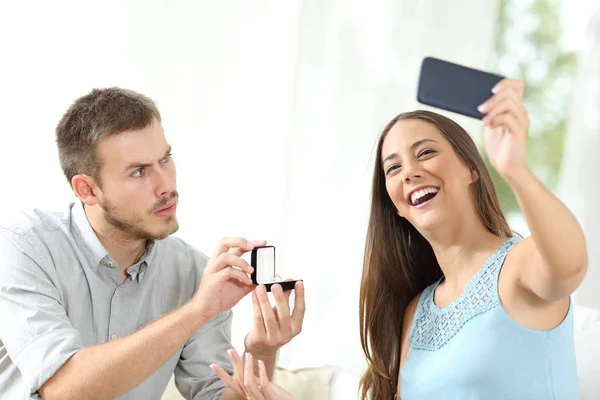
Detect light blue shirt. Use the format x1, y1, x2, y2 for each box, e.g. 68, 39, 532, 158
401, 238, 579, 400
0, 202, 233, 399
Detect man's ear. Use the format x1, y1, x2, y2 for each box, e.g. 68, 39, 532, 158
72, 174, 100, 206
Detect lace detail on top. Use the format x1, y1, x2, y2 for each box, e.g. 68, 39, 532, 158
409, 237, 520, 351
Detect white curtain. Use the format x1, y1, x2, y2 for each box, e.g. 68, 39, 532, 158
0, 0, 500, 382
243, 0, 501, 379
557, 1, 600, 311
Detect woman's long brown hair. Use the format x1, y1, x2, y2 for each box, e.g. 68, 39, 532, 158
359, 110, 512, 399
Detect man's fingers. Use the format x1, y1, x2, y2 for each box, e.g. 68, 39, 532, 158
217, 267, 254, 286
256, 285, 281, 341
228, 240, 267, 257
243, 283, 258, 296
228, 247, 248, 257
271, 284, 292, 339
252, 290, 266, 334
283, 288, 293, 302
291, 281, 306, 336
208, 253, 254, 275
212, 237, 254, 259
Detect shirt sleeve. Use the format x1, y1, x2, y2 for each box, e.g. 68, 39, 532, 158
174, 310, 235, 400
173, 248, 235, 400
0, 228, 84, 395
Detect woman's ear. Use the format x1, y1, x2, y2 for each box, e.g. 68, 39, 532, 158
469, 169, 479, 184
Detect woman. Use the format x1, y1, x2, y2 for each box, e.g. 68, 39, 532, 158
213, 79, 587, 399
360, 78, 585, 400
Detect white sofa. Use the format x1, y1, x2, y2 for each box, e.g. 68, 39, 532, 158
573, 305, 600, 400
162, 305, 600, 399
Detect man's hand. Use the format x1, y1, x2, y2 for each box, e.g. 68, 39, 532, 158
192, 237, 265, 320
244, 281, 305, 365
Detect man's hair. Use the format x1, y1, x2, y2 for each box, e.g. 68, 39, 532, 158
56, 87, 162, 187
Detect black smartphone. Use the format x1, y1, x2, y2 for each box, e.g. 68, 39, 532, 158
417, 57, 504, 119
250, 246, 298, 292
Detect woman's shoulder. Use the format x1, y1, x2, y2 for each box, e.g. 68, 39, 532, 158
401, 280, 442, 340
405, 293, 421, 322
400, 291, 424, 369
403, 291, 425, 335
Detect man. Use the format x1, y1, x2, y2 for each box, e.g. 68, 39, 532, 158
0, 88, 305, 399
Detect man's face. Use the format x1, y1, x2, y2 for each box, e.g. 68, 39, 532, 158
94, 120, 179, 240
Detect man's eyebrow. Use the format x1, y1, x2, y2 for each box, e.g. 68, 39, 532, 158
125, 146, 172, 170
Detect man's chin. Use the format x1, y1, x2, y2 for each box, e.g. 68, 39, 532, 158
151, 220, 179, 240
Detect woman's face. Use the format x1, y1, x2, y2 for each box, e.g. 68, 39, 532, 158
381, 119, 477, 232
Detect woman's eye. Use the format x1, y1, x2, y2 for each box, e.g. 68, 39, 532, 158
386, 165, 401, 175
418, 149, 435, 158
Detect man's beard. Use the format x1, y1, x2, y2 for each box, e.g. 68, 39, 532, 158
101, 191, 179, 241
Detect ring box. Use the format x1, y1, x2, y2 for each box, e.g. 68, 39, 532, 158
250, 246, 299, 292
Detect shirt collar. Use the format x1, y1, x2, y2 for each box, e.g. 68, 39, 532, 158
70, 202, 158, 282
71, 201, 111, 271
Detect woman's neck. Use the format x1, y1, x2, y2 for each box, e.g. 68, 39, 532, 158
421, 213, 507, 289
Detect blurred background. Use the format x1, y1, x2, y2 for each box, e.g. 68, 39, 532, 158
0, 0, 598, 398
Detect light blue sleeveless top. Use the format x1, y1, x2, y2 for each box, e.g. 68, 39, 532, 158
400, 238, 579, 400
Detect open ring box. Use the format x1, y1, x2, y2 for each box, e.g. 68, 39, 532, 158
250, 246, 300, 292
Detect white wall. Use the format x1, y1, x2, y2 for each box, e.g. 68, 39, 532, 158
0, 0, 301, 244
557, 1, 600, 310
270, 0, 501, 377
0, 0, 501, 380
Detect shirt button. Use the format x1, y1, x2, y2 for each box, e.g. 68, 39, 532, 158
111, 334, 118, 341
114, 289, 119, 297
107, 262, 113, 267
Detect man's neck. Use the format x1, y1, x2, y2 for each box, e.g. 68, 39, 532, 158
84, 205, 147, 279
